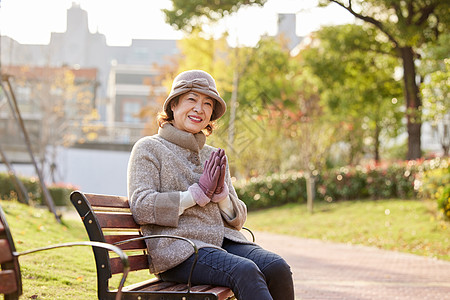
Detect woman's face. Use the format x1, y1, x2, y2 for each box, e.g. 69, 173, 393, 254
171, 91, 215, 134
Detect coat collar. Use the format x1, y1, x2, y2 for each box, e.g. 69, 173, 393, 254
158, 123, 206, 152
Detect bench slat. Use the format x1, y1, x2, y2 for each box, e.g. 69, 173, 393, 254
96, 212, 140, 230
0, 270, 18, 294
0, 240, 13, 264
139, 281, 182, 292
84, 193, 129, 208
104, 234, 146, 251
190, 285, 216, 292
163, 283, 189, 291
134, 281, 234, 298
110, 254, 148, 274
208, 286, 236, 300
121, 278, 160, 292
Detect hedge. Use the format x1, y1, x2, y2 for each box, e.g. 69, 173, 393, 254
2, 157, 448, 216
234, 157, 449, 212
0, 172, 76, 206
419, 160, 450, 220
234, 173, 307, 210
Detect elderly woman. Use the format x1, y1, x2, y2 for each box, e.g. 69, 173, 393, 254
127, 70, 294, 300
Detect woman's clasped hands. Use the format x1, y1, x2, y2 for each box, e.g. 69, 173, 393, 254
197, 149, 228, 205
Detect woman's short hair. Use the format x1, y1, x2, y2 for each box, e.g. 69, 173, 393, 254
157, 96, 216, 136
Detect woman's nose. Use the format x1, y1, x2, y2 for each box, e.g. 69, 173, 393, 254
193, 102, 203, 113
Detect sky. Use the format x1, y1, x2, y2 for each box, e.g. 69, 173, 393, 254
0, 0, 355, 47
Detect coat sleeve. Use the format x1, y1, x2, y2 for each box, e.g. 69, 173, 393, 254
127, 138, 181, 227
219, 162, 247, 230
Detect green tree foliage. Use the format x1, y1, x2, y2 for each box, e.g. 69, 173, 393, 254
163, 33, 335, 179
321, 0, 449, 160
300, 24, 404, 163
175, 30, 233, 90
224, 37, 338, 181
421, 59, 450, 156
232, 37, 304, 176
420, 32, 450, 156
163, 0, 267, 32
166, 0, 450, 161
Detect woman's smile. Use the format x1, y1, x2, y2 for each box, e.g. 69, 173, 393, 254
188, 115, 203, 123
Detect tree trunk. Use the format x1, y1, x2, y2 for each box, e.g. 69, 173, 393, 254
228, 70, 238, 148
400, 46, 422, 160
1, 76, 60, 223
439, 121, 449, 156
374, 123, 380, 163
306, 171, 315, 214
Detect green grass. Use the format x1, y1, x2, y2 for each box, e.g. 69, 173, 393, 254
1, 198, 449, 299
245, 199, 450, 261
0, 200, 151, 299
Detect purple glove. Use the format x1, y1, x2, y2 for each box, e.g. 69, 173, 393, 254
211, 149, 230, 203
198, 151, 221, 199
214, 149, 227, 195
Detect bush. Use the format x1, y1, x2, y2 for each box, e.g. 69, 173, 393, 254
316, 167, 368, 201
235, 172, 307, 210
419, 160, 450, 220
437, 185, 450, 221
391, 163, 418, 199
46, 184, 76, 206
0, 172, 75, 206
0, 172, 16, 200
0, 172, 40, 201
234, 159, 450, 211
366, 163, 418, 199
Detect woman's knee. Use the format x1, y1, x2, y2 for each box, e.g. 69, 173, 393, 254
263, 257, 292, 281
262, 258, 294, 299
232, 258, 264, 278
230, 259, 273, 300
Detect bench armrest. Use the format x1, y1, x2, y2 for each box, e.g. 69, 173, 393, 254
112, 235, 198, 293
242, 227, 255, 242
16, 241, 129, 300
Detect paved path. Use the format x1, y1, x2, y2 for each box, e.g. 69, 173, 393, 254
255, 231, 450, 300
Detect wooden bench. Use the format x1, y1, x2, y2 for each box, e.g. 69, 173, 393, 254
0, 204, 129, 300
70, 190, 254, 300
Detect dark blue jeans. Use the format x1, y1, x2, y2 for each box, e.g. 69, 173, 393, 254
159, 238, 294, 300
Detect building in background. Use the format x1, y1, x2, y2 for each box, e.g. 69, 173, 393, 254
0, 65, 98, 163
276, 13, 303, 50
1, 3, 178, 129
107, 62, 165, 124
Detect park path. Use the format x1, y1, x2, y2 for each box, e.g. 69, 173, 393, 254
255, 231, 450, 300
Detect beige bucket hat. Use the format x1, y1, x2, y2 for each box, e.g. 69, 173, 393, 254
163, 70, 227, 121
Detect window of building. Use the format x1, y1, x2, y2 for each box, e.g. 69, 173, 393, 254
16, 86, 31, 103
122, 100, 141, 123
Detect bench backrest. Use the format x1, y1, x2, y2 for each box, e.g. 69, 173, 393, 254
0, 206, 22, 300
70, 191, 148, 298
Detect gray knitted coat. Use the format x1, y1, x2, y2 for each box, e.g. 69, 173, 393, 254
127, 123, 251, 274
